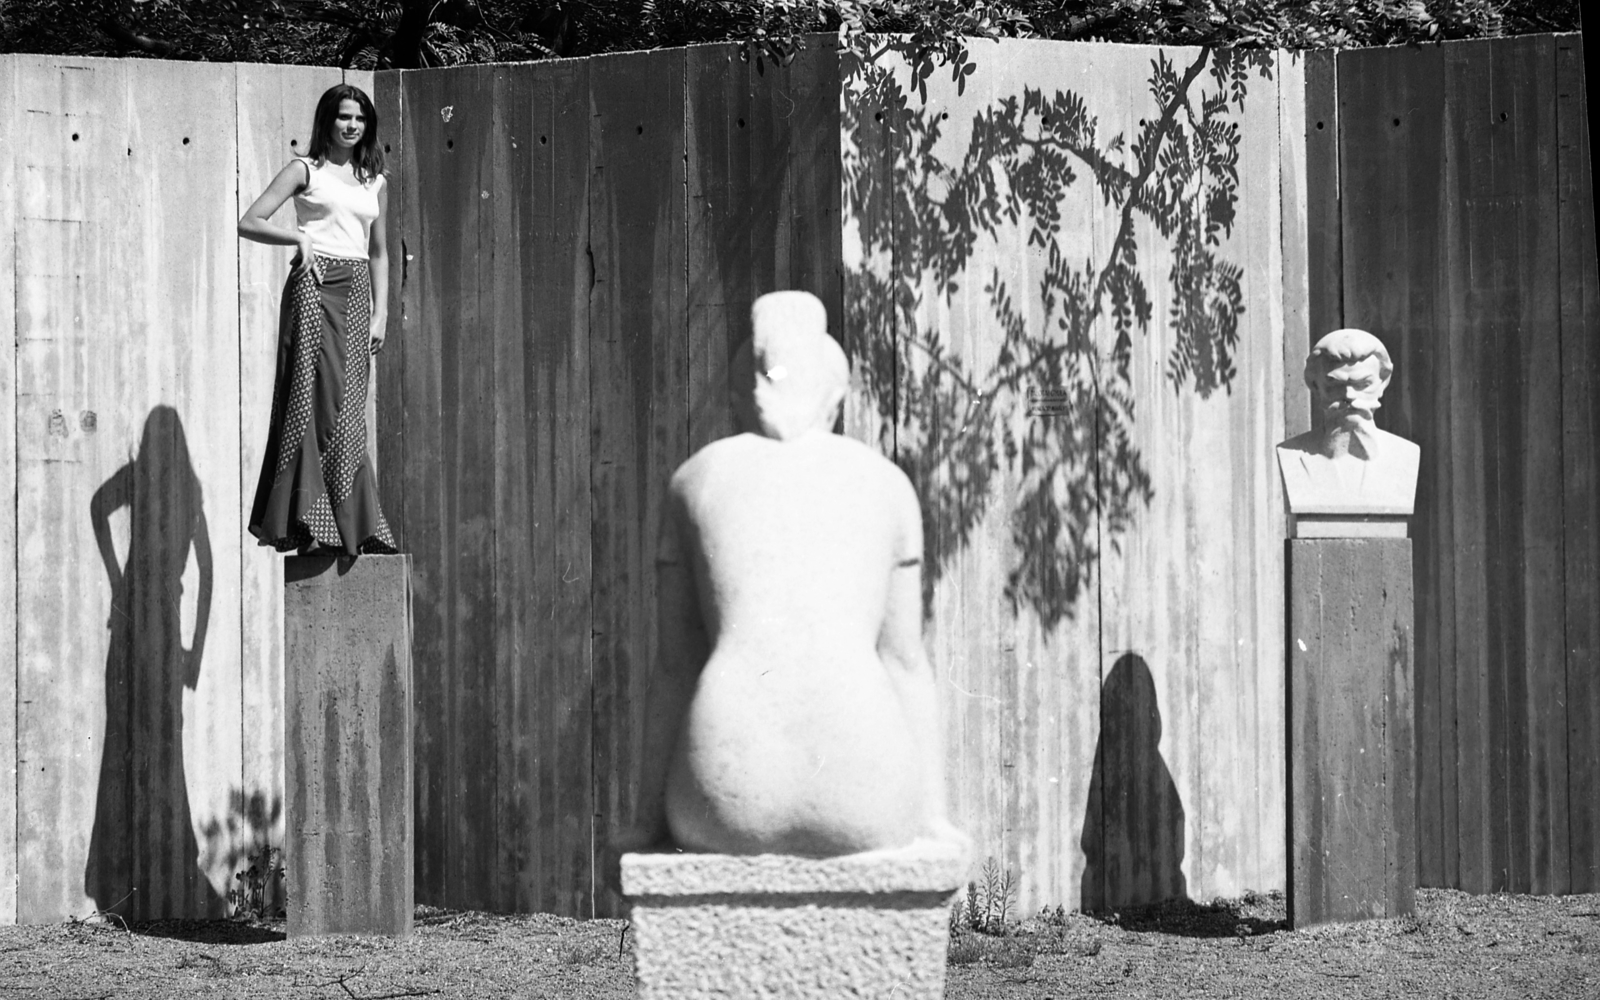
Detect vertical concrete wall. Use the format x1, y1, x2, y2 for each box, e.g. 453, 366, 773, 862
386, 36, 1302, 916
0, 55, 374, 923
1329, 35, 1599, 894
381, 46, 842, 918
2, 34, 1592, 923
842, 39, 1292, 910
0, 56, 19, 925
10, 56, 244, 923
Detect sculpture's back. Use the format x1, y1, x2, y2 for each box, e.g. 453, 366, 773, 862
618, 291, 967, 1000
664, 430, 930, 855
633, 290, 955, 857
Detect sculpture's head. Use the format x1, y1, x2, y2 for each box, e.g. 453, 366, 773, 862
1304, 328, 1393, 431
730, 291, 849, 441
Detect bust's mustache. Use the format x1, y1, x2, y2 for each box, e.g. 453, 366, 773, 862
1323, 397, 1380, 417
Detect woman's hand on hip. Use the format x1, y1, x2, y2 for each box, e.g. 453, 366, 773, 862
291, 234, 320, 284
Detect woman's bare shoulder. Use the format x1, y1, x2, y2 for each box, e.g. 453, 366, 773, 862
278, 157, 313, 187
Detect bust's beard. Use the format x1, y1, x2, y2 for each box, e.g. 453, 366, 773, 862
1321, 406, 1381, 459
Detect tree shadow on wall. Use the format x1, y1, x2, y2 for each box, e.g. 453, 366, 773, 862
841, 39, 1272, 630
198, 788, 285, 921
1079, 653, 1186, 912
84, 405, 224, 920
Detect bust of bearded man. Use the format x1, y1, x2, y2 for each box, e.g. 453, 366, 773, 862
1276, 328, 1421, 518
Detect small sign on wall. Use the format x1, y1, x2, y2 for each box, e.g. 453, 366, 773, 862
1027, 386, 1073, 417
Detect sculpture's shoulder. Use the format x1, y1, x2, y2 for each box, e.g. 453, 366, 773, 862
672, 432, 917, 509
820, 431, 909, 473
816, 434, 920, 504
1276, 430, 1323, 457
670, 434, 760, 492
1372, 427, 1421, 463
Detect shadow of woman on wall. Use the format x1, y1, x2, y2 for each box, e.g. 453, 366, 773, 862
1080, 652, 1187, 912
84, 405, 223, 920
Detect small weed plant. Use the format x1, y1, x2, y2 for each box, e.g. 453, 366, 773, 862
948, 856, 1035, 968
957, 856, 1018, 934
229, 844, 285, 921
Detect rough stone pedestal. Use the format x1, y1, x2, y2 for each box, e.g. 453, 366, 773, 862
284, 555, 414, 938
622, 840, 965, 999
1287, 538, 1414, 928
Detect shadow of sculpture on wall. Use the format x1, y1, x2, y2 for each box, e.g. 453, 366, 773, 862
84, 405, 224, 920
1080, 653, 1187, 911
841, 40, 1271, 630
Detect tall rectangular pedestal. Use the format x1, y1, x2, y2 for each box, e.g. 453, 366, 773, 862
1287, 538, 1414, 928
284, 555, 414, 938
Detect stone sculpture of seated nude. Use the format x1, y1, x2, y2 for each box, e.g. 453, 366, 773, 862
619, 290, 960, 860
1276, 328, 1420, 516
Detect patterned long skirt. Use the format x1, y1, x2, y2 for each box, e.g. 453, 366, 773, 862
249, 254, 397, 556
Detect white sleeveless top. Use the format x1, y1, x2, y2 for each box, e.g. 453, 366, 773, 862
292, 157, 382, 259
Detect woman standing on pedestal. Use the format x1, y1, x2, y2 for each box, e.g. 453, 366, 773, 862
238, 83, 397, 556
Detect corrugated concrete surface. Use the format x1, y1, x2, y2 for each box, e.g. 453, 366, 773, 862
1288, 538, 1416, 927
284, 554, 413, 938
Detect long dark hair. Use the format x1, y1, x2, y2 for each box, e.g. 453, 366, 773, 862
307, 83, 384, 184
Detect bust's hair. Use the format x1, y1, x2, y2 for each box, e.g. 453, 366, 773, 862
730, 291, 848, 439
749, 291, 847, 393
1304, 328, 1393, 387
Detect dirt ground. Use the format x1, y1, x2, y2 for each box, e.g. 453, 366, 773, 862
1, 889, 1594, 999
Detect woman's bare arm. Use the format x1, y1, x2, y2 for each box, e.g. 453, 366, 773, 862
369, 176, 390, 352
239, 160, 313, 254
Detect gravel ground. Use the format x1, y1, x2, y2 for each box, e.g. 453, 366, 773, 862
949, 890, 1598, 999
0, 889, 1593, 999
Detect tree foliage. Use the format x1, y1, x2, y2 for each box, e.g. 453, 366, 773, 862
0, 0, 1582, 69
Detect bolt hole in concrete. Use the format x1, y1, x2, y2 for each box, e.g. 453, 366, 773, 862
183, 137, 190, 144
72, 132, 79, 141
447, 139, 454, 150
541, 135, 548, 144
636, 124, 644, 135
1499, 111, 1509, 121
